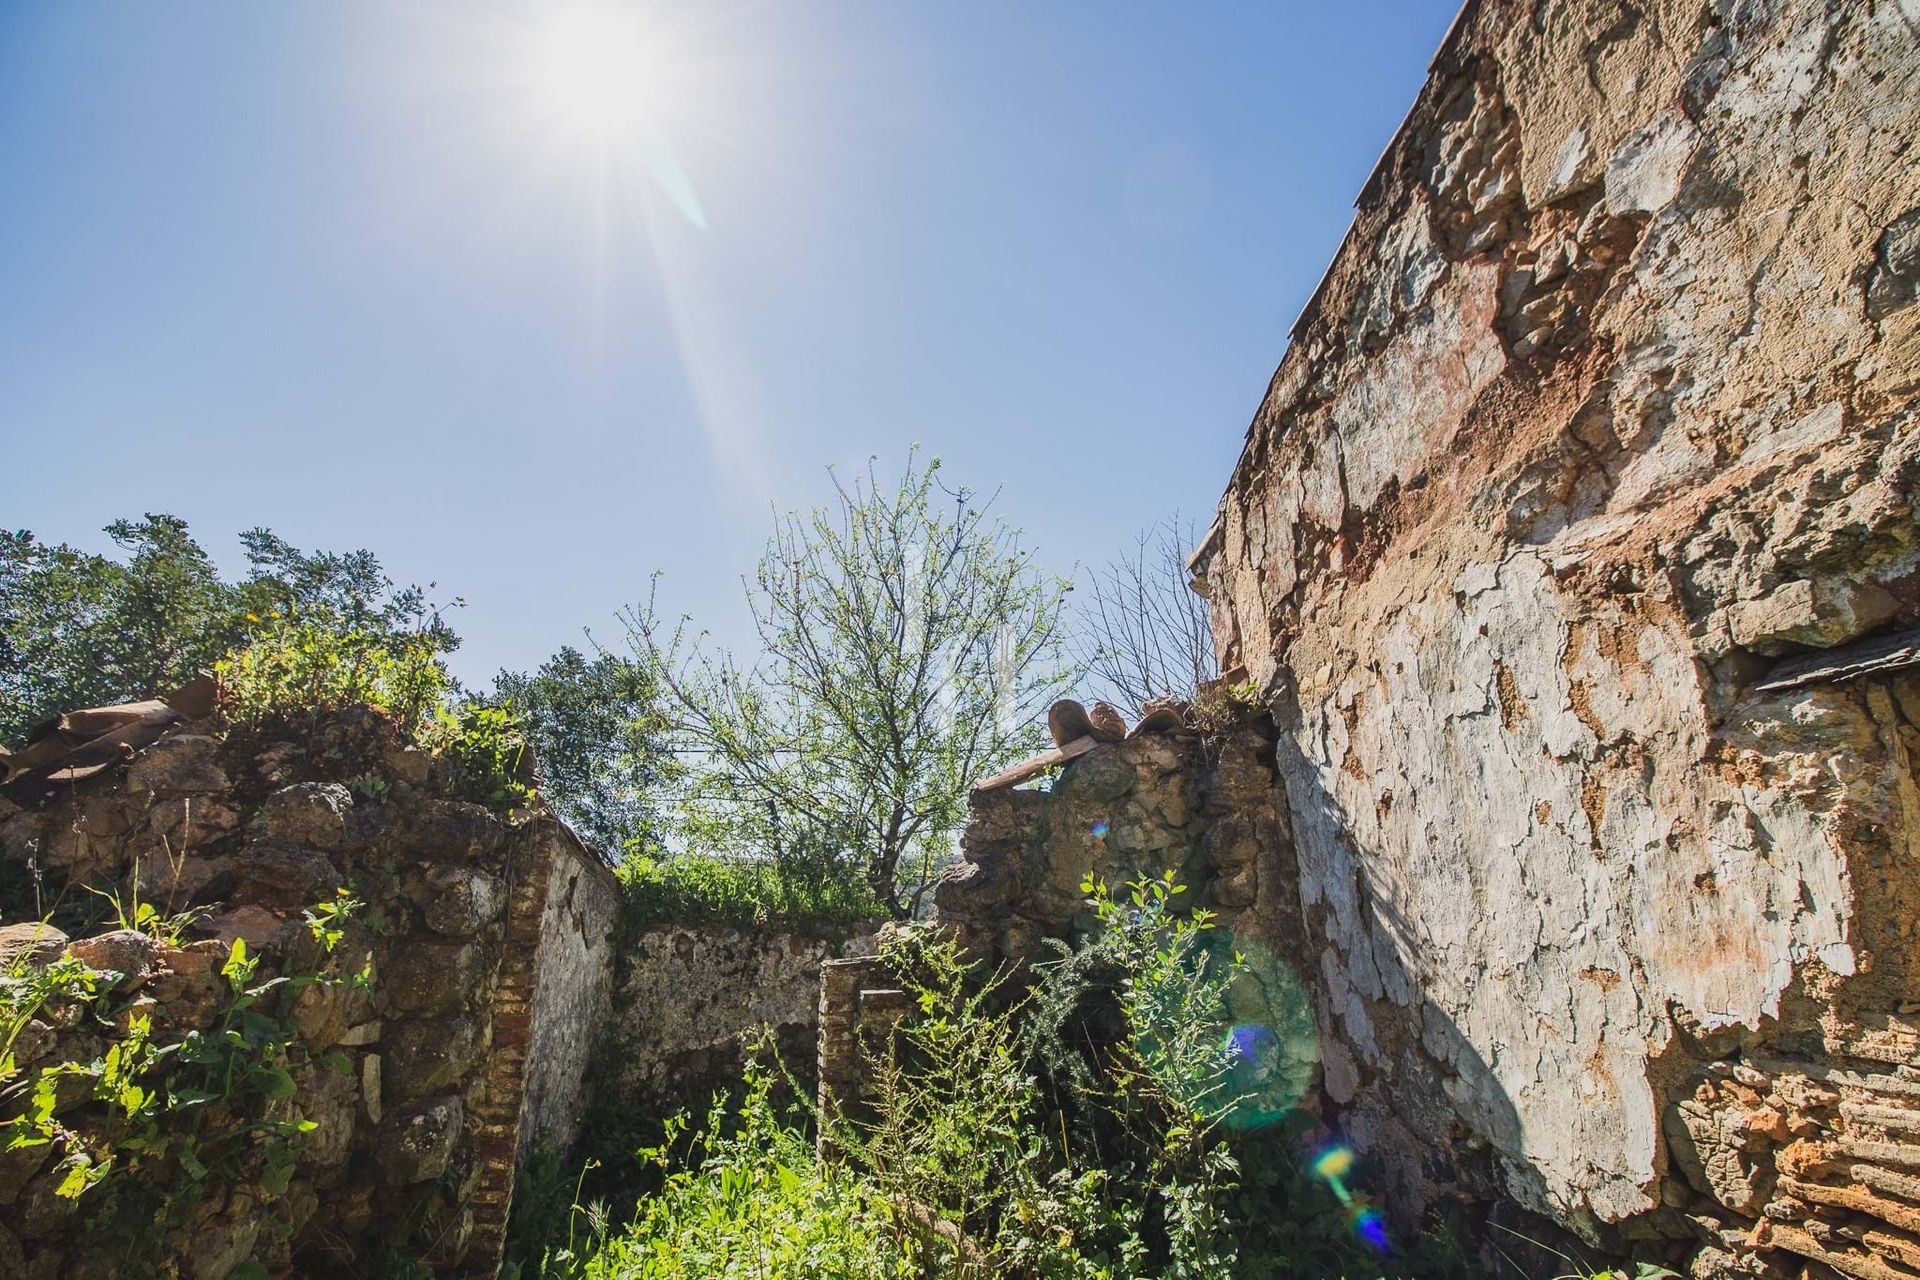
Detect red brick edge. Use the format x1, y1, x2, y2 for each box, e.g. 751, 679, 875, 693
461, 821, 558, 1277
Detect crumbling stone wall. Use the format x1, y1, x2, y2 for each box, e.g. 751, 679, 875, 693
599, 924, 873, 1120
516, 831, 619, 1162
935, 726, 1299, 965
1189, 0, 1920, 1274
0, 709, 593, 1278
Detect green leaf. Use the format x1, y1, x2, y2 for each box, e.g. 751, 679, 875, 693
255, 1065, 297, 1101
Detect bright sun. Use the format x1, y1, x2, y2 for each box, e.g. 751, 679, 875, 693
533, 5, 669, 142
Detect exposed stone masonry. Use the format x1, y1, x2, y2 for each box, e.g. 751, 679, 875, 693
0, 709, 602, 1278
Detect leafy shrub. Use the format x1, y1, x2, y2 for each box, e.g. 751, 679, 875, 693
0, 893, 366, 1269
572, 1057, 914, 1280
216, 612, 449, 739
429, 702, 537, 810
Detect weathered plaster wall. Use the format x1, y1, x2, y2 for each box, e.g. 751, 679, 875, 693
599, 924, 873, 1115
1192, 0, 1920, 1273
517, 831, 619, 1161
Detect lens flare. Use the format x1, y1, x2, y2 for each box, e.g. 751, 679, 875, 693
1206, 933, 1318, 1131
1309, 1144, 1392, 1254
1090, 820, 1111, 839
1354, 1206, 1391, 1252
1311, 1146, 1355, 1182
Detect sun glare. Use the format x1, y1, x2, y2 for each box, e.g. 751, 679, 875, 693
534, 5, 667, 141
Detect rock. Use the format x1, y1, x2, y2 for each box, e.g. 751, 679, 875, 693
377, 1095, 463, 1184
385, 747, 433, 786
261, 783, 353, 850
297, 1061, 360, 1170
7, 1020, 53, 1067
14, 1163, 81, 1238
146, 940, 230, 1029
185, 1211, 259, 1280
254, 741, 299, 784
146, 795, 242, 851
362, 1053, 383, 1124
196, 905, 292, 951
932, 852, 1021, 916
0, 924, 67, 970
222, 841, 346, 913
137, 851, 232, 911
382, 1015, 483, 1106
381, 800, 508, 864
0, 1135, 55, 1206
1055, 750, 1134, 805
64, 930, 159, 991
382, 940, 485, 1016
292, 966, 375, 1046
125, 735, 228, 796
419, 866, 505, 937
39, 795, 143, 879
1866, 206, 1920, 321
1727, 579, 1900, 656
0, 1220, 24, 1277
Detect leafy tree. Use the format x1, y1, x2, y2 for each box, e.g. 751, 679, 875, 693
629, 453, 1070, 916
0, 515, 455, 744
492, 645, 675, 855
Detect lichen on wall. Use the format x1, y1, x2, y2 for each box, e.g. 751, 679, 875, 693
1192, 0, 1920, 1272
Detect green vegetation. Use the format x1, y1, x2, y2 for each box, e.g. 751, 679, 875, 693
581, 1060, 916, 1280
0, 892, 366, 1272
615, 853, 881, 934
0, 517, 457, 744
511, 875, 1440, 1280
215, 614, 452, 740
493, 646, 674, 855
627, 451, 1070, 917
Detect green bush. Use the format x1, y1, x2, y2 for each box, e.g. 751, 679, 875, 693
215, 612, 449, 739
575, 1058, 914, 1280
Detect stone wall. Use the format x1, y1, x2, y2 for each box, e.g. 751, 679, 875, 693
516, 829, 619, 1162
1190, 0, 1920, 1274
597, 923, 873, 1120
0, 708, 594, 1278
935, 724, 1298, 966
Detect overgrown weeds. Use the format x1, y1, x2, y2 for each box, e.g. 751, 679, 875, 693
515, 874, 1438, 1280
0, 891, 367, 1272
615, 852, 883, 935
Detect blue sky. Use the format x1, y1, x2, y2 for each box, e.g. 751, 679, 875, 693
0, 1, 1459, 685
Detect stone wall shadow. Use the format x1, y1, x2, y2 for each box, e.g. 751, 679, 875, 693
1269, 725, 1603, 1278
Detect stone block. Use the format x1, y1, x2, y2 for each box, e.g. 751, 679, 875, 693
261, 782, 353, 850
1054, 750, 1135, 804
383, 1015, 484, 1106
1728, 579, 1899, 656
377, 1095, 464, 1185
383, 940, 487, 1016
0, 924, 67, 970
381, 800, 509, 864
419, 865, 505, 937
65, 930, 159, 991
126, 735, 228, 796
